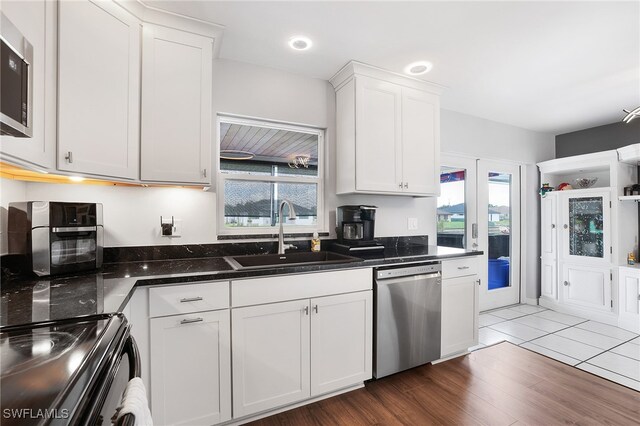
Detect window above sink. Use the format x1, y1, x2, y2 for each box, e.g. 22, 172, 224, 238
216, 115, 325, 237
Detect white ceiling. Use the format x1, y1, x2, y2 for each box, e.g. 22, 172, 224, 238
144, 1, 640, 135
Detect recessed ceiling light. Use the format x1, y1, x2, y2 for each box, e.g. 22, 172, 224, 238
69, 176, 85, 182
288, 36, 312, 51
404, 61, 433, 76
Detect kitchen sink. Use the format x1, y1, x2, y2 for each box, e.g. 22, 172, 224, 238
223, 251, 362, 271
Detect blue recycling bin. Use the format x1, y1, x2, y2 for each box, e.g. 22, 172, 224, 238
488, 258, 510, 289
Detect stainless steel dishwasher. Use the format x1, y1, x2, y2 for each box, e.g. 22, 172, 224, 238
373, 262, 441, 378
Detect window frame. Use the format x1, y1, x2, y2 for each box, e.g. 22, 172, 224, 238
216, 114, 325, 236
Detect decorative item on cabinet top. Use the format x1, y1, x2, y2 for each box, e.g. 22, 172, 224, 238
0, 162, 207, 190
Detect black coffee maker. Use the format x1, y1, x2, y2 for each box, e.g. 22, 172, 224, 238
333, 205, 384, 254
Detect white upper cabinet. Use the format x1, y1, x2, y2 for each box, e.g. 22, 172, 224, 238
354, 76, 403, 193
140, 25, 212, 184
0, 0, 56, 170
57, 0, 140, 179
331, 61, 443, 196
400, 87, 440, 195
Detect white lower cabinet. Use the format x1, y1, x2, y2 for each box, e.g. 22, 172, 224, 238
232, 290, 373, 419
561, 263, 612, 313
440, 257, 479, 358
310, 291, 373, 396
150, 310, 231, 426
618, 266, 640, 333
541, 258, 558, 301
231, 299, 311, 418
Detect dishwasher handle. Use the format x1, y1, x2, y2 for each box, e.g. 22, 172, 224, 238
375, 272, 441, 286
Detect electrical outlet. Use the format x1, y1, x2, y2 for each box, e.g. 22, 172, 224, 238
172, 219, 182, 237
407, 217, 418, 230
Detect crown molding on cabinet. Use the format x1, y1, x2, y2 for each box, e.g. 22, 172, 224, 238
329, 60, 447, 95
617, 143, 640, 165
115, 0, 225, 57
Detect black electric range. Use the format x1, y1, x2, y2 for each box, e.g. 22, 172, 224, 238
0, 314, 139, 425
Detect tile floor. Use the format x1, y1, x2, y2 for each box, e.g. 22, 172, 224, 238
476, 304, 640, 391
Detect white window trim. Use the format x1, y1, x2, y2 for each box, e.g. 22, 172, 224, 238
216, 114, 325, 236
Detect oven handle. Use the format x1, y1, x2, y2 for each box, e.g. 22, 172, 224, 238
51, 226, 97, 233
115, 335, 142, 426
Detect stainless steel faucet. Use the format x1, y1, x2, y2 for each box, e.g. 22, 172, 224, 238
278, 199, 297, 254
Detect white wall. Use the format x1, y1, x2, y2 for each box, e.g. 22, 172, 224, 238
0, 179, 28, 255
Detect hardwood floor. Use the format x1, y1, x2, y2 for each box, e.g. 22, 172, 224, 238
250, 342, 640, 425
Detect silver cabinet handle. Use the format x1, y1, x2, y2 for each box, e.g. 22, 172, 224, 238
398, 182, 403, 188
404, 182, 409, 189
303, 306, 309, 315
65, 151, 73, 163
313, 305, 318, 314
180, 296, 203, 303
180, 317, 203, 325
457, 266, 470, 270
564, 281, 569, 286
563, 224, 568, 229
551, 224, 556, 229
476, 279, 481, 286
203, 168, 207, 178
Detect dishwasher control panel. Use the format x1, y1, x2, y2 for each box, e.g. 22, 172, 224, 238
375, 263, 441, 280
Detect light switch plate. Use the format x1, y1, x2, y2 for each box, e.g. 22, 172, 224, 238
407, 217, 418, 230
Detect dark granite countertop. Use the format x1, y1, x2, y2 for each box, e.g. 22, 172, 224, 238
1, 245, 481, 328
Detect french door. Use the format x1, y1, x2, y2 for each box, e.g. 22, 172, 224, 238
477, 160, 521, 311
438, 156, 522, 312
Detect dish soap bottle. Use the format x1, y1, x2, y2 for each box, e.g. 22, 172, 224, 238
311, 231, 321, 252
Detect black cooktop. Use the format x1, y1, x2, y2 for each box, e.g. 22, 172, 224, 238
0, 314, 127, 425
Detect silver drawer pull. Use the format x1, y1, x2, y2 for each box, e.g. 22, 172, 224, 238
180, 317, 203, 325
457, 266, 470, 270
180, 297, 203, 303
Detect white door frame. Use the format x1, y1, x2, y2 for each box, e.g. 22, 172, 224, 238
477, 159, 522, 311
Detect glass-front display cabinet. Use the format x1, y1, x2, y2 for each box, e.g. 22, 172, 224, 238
561, 191, 611, 264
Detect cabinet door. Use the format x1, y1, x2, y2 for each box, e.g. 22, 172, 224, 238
561, 263, 611, 312
150, 310, 231, 426
58, 0, 140, 179
541, 258, 558, 300
232, 300, 310, 418
310, 291, 372, 396
619, 268, 640, 332
400, 87, 440, 195
355, 76, 402, 193
0, 0, 56, 169
541, 194, 557, 258
441, 275, 479, 357
141, 25, 212, 184
560, 191, 611, 264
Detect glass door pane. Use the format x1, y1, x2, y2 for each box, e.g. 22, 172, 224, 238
488, 172, 511, 290
568, 196, 604, 258
437, 167, 466, 248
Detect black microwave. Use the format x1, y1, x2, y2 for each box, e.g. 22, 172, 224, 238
0, 12, 33, 138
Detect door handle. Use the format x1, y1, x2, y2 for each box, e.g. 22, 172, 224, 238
403, 182, 409, 189
551, 224, 556, 229
303, 306, 309, 315
65, 151, 73, 163
180, 296, 203, 303
313, 305, 318, 314
180, 317, 203, 325
564, 281, 570, 286
563, 224, 568, 229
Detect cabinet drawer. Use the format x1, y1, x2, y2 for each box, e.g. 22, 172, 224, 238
232, 268, 373, 307
149, 281, 229, 318
442, 257, 478, 279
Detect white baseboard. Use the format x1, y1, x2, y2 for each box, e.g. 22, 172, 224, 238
224, 383, 364, 425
